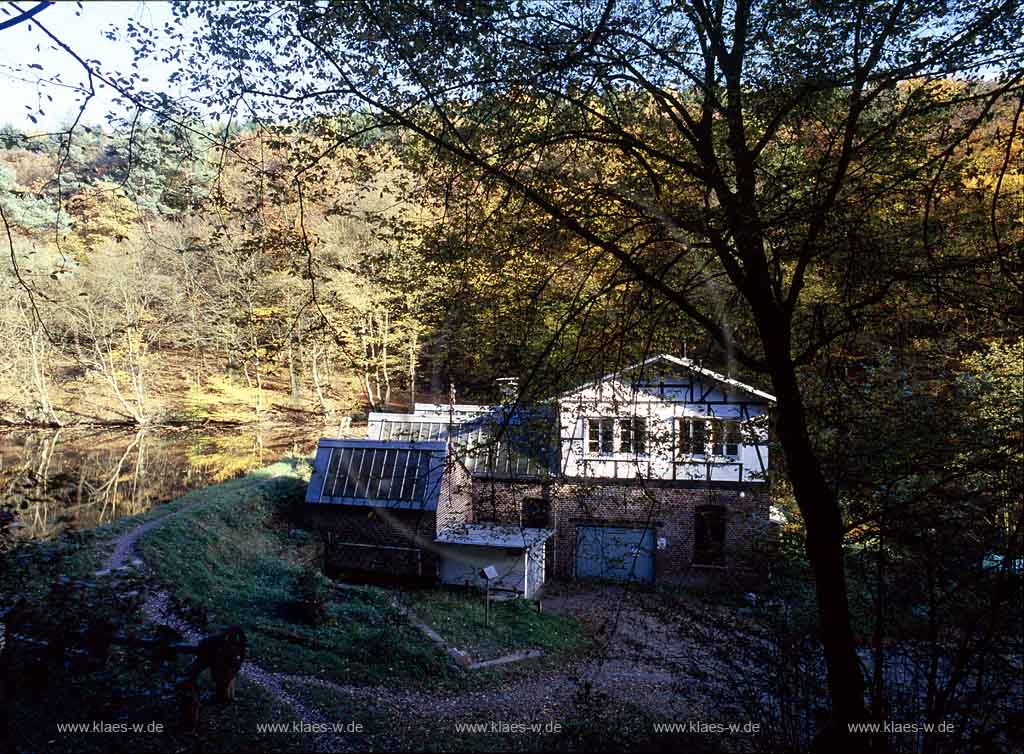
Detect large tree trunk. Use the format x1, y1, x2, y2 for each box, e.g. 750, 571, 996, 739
768, 347, 868, 745
735, 134, 868, 742
309, 345, 329, 415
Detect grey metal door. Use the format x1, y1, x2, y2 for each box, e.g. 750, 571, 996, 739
575, 525, 655, 583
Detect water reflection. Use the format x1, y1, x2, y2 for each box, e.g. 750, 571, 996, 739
0, 425, 321, 542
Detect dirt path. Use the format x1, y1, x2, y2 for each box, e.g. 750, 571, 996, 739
103, 500, 205, 572
101, 475, 354, 753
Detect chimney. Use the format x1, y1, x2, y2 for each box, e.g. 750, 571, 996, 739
495, 377, 519, 403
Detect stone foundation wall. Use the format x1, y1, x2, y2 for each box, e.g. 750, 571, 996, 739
302, 474, 770, 584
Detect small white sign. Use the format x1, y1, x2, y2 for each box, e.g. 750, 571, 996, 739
657, 537, 667, 550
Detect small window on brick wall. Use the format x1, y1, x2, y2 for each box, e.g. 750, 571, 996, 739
522, 497, 550, 528
694, 505, 727, 565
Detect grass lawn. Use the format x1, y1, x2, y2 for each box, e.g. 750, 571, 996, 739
0, 463, 300, 605
402, 586, 590, 662
137, 464, 458, 687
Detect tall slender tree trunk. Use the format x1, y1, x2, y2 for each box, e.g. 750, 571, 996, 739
360, 325, 377, 410
430, 334, 442, 397
409, 330, 417, 409
249, 313, 263, 418
288, 340, 300, 402
767, 350, 868, 744
381, 309, 391, 408
309, 346, 328, 415
28, 327, 59, 426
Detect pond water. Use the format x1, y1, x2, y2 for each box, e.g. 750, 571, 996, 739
0, 424, 326, 543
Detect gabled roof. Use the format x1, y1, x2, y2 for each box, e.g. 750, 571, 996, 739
561, 354, 776, 403
305, 439, 446, 510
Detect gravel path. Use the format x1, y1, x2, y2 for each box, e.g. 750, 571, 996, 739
103, 500, 206, 572
101, 475, 354, 753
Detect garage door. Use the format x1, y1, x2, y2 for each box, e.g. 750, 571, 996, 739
575, 526, 655, 583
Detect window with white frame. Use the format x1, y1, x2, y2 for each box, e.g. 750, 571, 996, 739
725, 420, 742, 457
587, 418, 615, 454
710, 418, 724, 456
679, 417, 742, 458
678, 417, 707, 457
620, 417, 647, 454
709, 419, 743, 458
587, 417, 647, 455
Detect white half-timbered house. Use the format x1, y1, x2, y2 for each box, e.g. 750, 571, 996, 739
305, 354, 776, 592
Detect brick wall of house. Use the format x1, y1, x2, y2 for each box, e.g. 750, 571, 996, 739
471, 478, 543, 524
467, 477, 770, 581
300, 505, 439, 579
436, 456, 474, 533
550, 481, 769, 581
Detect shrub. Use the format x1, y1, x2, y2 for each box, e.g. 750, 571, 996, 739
290, 568, 332, 627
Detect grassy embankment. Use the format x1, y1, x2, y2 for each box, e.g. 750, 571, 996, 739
6, 462, 444, 751
4, 459, 593, 751
2, 463, 324, 752
136, 461, 588, 681
136, 465, 458, 686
